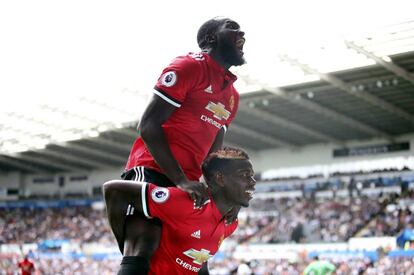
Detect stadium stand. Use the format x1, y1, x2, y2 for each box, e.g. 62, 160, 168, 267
1, 169, 413, 274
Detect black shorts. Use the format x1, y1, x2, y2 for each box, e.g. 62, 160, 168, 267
118, 256, 149, 275
121, 167, 175, 187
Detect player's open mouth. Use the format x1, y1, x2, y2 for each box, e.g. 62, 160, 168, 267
245, 189, 254, 199
236, 38, 245, 54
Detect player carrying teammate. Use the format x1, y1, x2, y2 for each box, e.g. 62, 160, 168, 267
118, 17, 246, 274
104, 147, 256, 274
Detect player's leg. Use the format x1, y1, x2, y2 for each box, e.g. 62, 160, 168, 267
118, 217, 161, 275
117, 167, 175, 275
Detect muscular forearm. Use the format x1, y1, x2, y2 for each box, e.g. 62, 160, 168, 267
208, 128, 225, 155
198, 262, 209, 275
138, 95, 188, 184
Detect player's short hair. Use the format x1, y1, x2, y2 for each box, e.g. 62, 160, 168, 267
197, 17, 226, 49
202, 147, 249, 182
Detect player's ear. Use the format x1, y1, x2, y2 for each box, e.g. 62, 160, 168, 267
214, 171, 225, 187
205, 33, 216, 46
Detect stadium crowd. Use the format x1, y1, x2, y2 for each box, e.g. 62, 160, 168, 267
1, 194, 402, 246
359, 192, 414, 237
0, 206, 112, 245
1, 188, 413, 246
1, 172, 413, 274
1, 253, 413, 274
230, 195, 384, 244
208, 256, 414, 274
0, 253, 119, 275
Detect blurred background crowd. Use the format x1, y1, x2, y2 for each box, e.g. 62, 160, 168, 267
1, 169, 413, 274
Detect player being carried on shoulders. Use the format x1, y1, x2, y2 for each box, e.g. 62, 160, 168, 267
104, 147, 256, 275
116, 16, 246, 274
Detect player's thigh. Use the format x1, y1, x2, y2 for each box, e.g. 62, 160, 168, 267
124, 215, 162, 256
125, 215, 161, 249
121, 167, 171, 256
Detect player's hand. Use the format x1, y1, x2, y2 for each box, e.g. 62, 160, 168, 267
176, 180, 209, 208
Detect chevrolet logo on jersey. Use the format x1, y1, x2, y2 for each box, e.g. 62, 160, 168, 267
205, 102, 230, 120
183, 248, 213, 265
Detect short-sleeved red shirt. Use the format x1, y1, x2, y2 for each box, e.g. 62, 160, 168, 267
18, 259, 34, 275
125, 52, 240, 180
141, 183, 238, 274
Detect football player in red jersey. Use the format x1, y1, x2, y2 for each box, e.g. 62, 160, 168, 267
105, 147, 256, 275
17, 255, 35, 275
117, 17, 246, 274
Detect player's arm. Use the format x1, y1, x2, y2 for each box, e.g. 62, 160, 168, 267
139, 95, 187, 184
139, 95, 208, 206
102, 180, 145, 252
208, 127, 225, 155
198, 262, 209, 275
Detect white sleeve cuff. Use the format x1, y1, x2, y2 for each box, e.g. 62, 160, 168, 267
153, 89, 181, 107
141, 182, 152, 219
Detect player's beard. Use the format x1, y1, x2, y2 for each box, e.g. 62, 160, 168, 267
218, 38, 245, 66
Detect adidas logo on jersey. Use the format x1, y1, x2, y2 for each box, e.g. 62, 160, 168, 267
191, 230, 201, 239
204, 85, 213, 93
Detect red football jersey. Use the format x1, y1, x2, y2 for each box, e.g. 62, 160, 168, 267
18, 259, 34, 275
125, 52, 240, 180
141, 183, 238, 274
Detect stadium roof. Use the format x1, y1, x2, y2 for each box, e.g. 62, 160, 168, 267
1, 8, 414, 173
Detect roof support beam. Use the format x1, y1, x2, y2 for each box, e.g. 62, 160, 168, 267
12, 154, 86, 172
239, 104, 341, 143
0, 155, 47, 173
119, 125, 259, 152
345, 40, 414, 85
86, 138, 132, 153
35, 150, 114, 169
262, 85, 393, 140
280, 54, 414, 125
240, 75, 402, 103
114, 128, 139, 139
230, 124, 294, 147
238, 73, 391, 140
59, 143, 127, 163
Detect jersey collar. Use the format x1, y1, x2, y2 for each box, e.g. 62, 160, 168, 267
202, 53, 238, 84
205, 192, 225, 222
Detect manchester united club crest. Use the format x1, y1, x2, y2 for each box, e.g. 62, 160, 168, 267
217, 235, 224, 249
229, 95, 235, 111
